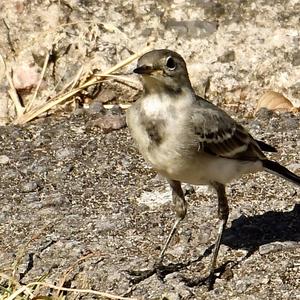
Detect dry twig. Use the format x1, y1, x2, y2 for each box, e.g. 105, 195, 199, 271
14, 45, 152, 124
6, 67, 25, 118
25, 52, 50, 112
6, 281, 139, 300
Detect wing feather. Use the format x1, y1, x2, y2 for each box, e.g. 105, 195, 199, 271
192, 98, 266, 161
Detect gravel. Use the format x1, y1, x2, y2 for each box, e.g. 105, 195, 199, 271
0, 109, 299, 299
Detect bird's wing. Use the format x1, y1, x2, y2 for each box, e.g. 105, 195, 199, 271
255, 139, 277, 152
191, 97, 266, 161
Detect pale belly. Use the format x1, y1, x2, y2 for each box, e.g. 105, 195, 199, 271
145, 143, 263, 185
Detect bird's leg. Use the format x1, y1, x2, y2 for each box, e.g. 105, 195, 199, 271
208, 182, 229, 289
158, 179, 187, 264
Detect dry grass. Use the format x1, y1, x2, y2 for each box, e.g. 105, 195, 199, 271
5, 46, 152, 125
0, 226, 139, 300
0, 277, 139, 300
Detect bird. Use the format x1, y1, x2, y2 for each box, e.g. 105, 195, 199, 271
126, 49, 300, 288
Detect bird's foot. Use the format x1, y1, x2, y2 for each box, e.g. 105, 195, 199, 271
127, 267, 157, 284
127, 259, 189, 284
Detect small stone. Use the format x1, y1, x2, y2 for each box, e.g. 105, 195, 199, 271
261, 276, 270, 284
24, 193, 40, 202
12, 63, 39, 90
97, 89, 116, 103
141, 28, 152, 37
108, 104, 123, 115
183, 184, 195, 195
0, 155, 10, 164
73, 108, 85, 116
235, 279, 248, 293
55, 147, 75, 160
41, 192, 67, 207
165, 20, 217, 38
287, 163, 300, 172
86, 115, 126, 133
255, 108, 275, 121
32, 164, 48, 174
2, 168, 18, 179
218, 50, 236, 63
221, 268, 234, 281
87, 101, 105, 114
281, 116, 299, 130
95, 216, 116, 233
204, 2, 225, 18
61, 164, 74, 173
138, 190, 171, 209
21, 181, 40, 193
161, 292, 181, 300
259, 242, 283, 255
292, 50, 300, 66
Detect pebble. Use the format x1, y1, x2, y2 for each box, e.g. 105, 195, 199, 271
218, 50, 236, 63
108, 104, 123, 115
97, 89, 116, 103
259, 242, 283, 255
73, 108, 85, 116
41, 192, 67, 207
183, 184, 195, 196
221, 268, 234, 281
86, 115, 126, 133
161, 292, 181, 300
292, 50, 300, 66
287, 163, 300, 172
87, 101, 105, 114
94, 216, 116, 233
0, 155, 10, 164
55, 147, 75, 160
138, 190, 171, 209
235, 279, 248, 293
21, 180, 40, 193
255, 107, 275, 121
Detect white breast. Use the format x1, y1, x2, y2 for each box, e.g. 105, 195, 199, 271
142, 95, 164, 117
127, 91, 193, 172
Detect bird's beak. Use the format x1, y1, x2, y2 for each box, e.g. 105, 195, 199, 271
133, 65, 153, 75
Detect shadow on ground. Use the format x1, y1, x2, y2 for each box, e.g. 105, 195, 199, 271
128, 203, 300, 289
223, 203, 300, 250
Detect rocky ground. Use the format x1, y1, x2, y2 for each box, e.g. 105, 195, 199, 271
1, 0, 300, 123
0, 0, 300, 299
0, 106, 300, 300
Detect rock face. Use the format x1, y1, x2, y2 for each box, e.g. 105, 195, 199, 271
0, 1, 300, 299
0, 0, 299, 123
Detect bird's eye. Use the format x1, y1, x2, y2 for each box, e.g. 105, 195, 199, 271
166, 56, 176, 70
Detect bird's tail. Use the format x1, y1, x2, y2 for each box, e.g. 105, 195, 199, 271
263, 160, 300, 186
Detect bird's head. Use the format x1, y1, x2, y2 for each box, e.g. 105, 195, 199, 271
134, 49, 192, 94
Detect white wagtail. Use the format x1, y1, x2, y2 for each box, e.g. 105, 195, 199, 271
126, 49, 300, 288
